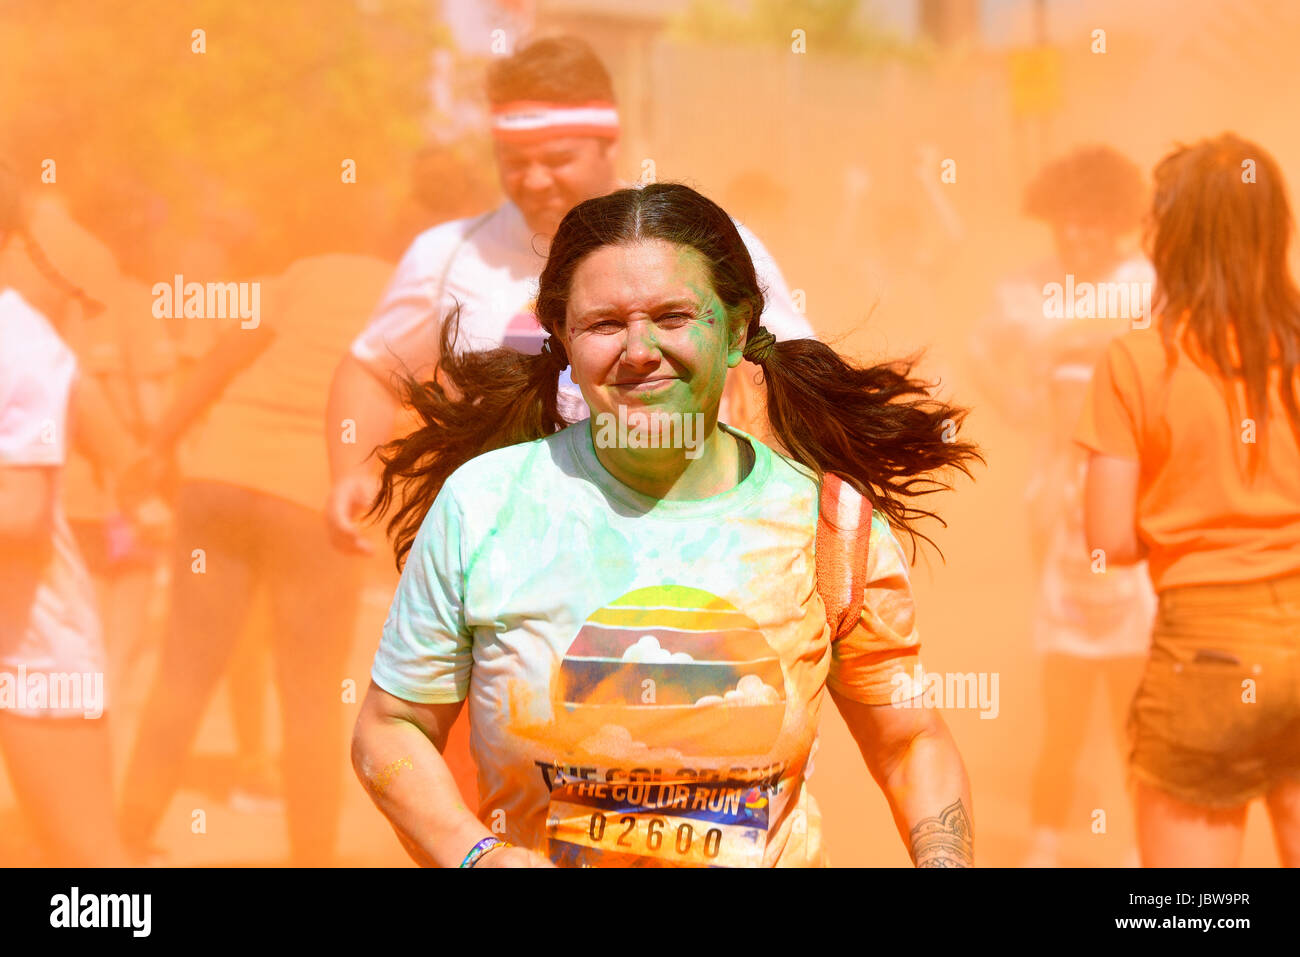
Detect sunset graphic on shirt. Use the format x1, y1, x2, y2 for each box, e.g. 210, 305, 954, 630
549, 584, 788, 758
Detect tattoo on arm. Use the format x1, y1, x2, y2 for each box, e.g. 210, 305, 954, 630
909, 799, 973, 867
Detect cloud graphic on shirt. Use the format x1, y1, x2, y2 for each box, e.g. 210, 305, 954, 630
621, 635, 695, 664
693, 674, 782, 708
576, 724, 685, 763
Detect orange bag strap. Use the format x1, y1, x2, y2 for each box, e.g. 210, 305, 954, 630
814, 472, 873, 640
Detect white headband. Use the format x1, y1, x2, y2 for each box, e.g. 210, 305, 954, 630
491, 100, 620, 143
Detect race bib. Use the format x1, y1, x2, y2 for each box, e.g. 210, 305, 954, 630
545, 777, 771, 868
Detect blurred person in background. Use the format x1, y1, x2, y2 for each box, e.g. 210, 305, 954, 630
9, 189, 179, 738
382, 141, 501, 261
1077, 133, 1300, 867
968, 146, 1156, 867
0, 159, 145, 865
5, 178, 275, 801
119, 254, 394, 865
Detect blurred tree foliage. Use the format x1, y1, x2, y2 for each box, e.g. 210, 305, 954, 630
668, 0, 928, 62
0, 0, 467, 274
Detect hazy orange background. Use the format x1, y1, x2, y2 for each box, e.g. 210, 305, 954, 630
3, 0, 1298, 866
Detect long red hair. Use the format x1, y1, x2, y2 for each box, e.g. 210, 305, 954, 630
1148, 134, 1300, 478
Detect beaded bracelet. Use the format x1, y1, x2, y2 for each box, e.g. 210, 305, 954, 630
460, 836, 512, 868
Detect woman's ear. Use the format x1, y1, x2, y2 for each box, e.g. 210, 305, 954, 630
727, 302, 753, 369
557, 321, 580, 383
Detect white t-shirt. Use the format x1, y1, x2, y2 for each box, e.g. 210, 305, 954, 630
371, 420, 926, 867
350, 198, 815, 422
0, 288, 104, 716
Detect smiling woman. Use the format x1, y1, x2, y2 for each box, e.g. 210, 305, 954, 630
370, 183, 982, 565
353, 182, 985, 868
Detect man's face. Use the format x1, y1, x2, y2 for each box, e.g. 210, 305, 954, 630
1052, 220, 1119, 277
493, 135, 618, 238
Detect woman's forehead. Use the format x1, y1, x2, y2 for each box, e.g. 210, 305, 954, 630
568, 240, 714, 315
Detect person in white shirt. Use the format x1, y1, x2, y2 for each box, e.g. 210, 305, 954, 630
0, 160, 139, 865
325, 35, 814, 555
967, 146, 1156, 867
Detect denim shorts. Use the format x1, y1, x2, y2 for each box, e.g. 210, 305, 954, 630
1128, 573, 1300, 808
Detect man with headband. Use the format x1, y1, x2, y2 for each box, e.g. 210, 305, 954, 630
325, 35, 814, 554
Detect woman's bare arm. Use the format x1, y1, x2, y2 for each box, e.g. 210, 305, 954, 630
351, 681, 554, 868
351, 682, 490, 867
1082, 451, 1145, 564
830, 687, 974, 867
0, 464, 55, 550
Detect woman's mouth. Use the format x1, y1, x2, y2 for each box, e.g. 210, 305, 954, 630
614, 377, 675, 392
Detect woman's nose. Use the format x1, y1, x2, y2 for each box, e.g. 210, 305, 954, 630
623, 322, 660, 363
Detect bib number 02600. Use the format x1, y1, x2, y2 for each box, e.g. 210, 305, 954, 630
545, 779, 770, 867
587, 810, 722, 858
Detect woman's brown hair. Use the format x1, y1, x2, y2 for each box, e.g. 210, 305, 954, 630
1148, 133, 1300, 478
371, 182, 983, 568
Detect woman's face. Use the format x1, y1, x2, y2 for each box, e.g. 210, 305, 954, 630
562, 239, 744, 432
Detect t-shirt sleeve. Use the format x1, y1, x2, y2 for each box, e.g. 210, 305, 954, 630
0, 307, 77, 467
1073, 336, 1142, 460
349, 234, 443, 383
733, 220, 816, 341
825, 513, 923, 706
370, 481, 474, 704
